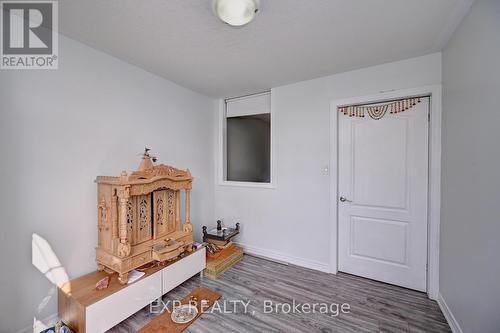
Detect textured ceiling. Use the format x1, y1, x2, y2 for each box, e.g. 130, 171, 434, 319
59, 0, 472, 97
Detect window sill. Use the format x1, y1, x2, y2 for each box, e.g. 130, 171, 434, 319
218, 181, 276, 189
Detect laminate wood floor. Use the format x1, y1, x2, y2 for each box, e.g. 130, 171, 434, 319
108, 255, 451, 333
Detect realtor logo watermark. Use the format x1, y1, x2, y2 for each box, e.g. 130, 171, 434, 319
151, 299, 351, 317
1, 0, 58, 69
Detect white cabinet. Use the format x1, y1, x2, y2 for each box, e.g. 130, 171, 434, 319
86, 270, 162, 332
58, 248, 206, 333
162, 247, 206, 294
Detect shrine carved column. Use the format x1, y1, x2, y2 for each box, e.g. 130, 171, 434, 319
183, 189, 193, 232
111, 192, 118, 239
117, 186, 131, 258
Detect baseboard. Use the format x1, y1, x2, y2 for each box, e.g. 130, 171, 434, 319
235, 242, 331, 273
437, 293, 463, 333
16, 313, 59, 333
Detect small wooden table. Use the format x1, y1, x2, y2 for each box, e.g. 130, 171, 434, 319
58, 248, 206, 332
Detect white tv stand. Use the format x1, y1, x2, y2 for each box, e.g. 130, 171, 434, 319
58, 248, 206, 333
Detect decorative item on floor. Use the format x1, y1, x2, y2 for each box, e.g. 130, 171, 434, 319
205, 244, 243, 279
206, 241, 234, 260
203, 220, 240, 246
205, 242, 221, 256
138, 287, 221, 333
40, 321, 73, 333
338, 97, 422, 120
94, 148, 195, 284
171, 304, 198, 324
202, 220, 242, 278
95, 276, 109, 290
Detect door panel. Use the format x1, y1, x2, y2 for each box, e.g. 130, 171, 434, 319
352, 118, 408, 209
338, 97, 429, 291
135, 194, 152, 243
153, 189, 178, 238
350, 216, 407, 265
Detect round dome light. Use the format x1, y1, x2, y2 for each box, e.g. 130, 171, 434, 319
213, 0, 259, 27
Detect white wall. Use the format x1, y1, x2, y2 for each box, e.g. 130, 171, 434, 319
214, 53, 442, 271
441, 0, 500, 332
0, 30, 447, 333
0, 35, 214, 333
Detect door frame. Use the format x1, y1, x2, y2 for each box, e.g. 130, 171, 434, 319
329, 85, 442, 300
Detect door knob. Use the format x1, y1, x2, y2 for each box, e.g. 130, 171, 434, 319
339, 196, 352, 203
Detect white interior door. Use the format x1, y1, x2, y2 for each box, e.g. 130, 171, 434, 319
338, 97, 429, 291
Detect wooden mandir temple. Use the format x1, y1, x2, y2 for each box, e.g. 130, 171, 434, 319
94, 149, 194, 284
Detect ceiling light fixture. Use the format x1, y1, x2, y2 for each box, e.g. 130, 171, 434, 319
213, 0, 259, 27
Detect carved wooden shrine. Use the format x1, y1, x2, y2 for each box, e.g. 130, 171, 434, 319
95, 150, 194, 284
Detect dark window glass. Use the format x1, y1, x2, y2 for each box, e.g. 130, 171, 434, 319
226, 113, 270, 182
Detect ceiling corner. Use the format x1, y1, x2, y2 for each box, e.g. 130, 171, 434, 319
430, 0, 476, 52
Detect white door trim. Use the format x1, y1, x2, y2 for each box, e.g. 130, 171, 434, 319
329, 85, 442, 300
